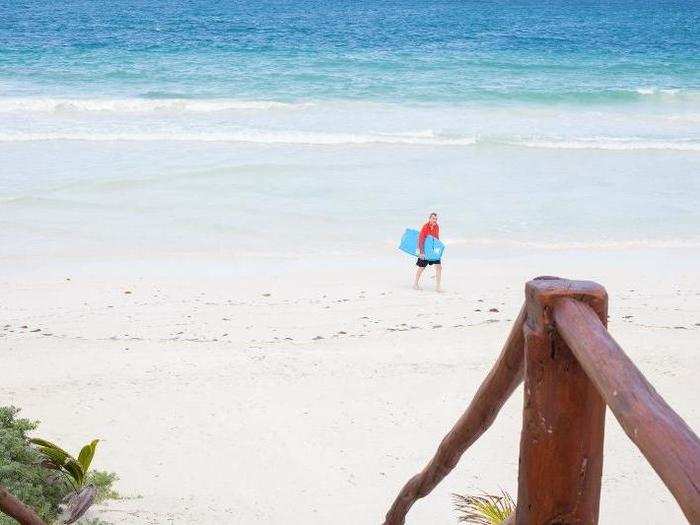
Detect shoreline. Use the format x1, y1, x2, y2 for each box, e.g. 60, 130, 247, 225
4, 243, 700, 278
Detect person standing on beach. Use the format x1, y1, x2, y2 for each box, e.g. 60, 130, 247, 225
413, 212, 442, 292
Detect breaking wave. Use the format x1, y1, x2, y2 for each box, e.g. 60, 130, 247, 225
0, 130, 477, 146
0, 98, 310, 113
1, 130, 697, 151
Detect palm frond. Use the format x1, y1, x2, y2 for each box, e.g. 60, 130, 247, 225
452, 490, 515, 524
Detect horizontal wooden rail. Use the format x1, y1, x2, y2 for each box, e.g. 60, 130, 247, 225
382, 304, 526, 525
0, 484, 47, 525
553, 297, 700, 524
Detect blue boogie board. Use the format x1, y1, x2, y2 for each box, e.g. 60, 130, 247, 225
399, 228, 445, 261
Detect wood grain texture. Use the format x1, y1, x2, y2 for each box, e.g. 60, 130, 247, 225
516, 277, 607, 525
0, 484, 47, 525
553, 296, 700, 524
382, 304, 527, 525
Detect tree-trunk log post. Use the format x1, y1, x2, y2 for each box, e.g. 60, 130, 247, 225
0, 484, 47, 525
516, 277, 608, 525
382, 304, 527, 525
553, 297, 700, 524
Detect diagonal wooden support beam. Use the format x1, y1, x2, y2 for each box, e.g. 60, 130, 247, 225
383, 304, 526, 525
0, 484, 47, 525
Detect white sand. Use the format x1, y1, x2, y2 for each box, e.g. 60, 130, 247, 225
2, 249, 698, 524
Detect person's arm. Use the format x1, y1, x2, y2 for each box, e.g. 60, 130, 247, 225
417, 225, 427, 257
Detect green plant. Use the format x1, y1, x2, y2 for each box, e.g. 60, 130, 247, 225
0, 406, 67, 524
85, 471, 119, 503
29, 438, 99, 493
0, 406, 120, 525
452, 490, 515, 524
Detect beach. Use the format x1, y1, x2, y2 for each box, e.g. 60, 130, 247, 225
2, 249, 699, 524
2, 0, 700, 523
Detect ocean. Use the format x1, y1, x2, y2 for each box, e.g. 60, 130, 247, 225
1, 0, 699, 263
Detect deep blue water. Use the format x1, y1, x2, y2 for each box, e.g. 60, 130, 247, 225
1, 0, 699, 102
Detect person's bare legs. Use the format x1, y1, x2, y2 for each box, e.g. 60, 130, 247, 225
413, 265, 425, 290
435, 263, 443, 292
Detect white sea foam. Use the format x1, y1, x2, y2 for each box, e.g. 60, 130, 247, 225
1, 101, 697, 152
0, 98, 310, 113
0, 130, 478, 146
3, 88, 699, 116
512, 137, 700, 152
2, 131, 697, 151
634, 87, 683, 96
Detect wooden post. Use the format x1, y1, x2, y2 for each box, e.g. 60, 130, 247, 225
516, 277, 608, 524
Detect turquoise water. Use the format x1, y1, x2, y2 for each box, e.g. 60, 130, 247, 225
1, 1, 699, 259
2, 0, 699, 102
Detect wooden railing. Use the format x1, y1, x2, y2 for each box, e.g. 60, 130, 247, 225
383, 277, 700, 524
0, 485, 46, 525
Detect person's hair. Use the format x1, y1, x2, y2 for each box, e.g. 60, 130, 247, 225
429, 212, 437, 219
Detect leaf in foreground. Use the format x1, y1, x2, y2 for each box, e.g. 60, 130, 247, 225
452, 490, 515, 525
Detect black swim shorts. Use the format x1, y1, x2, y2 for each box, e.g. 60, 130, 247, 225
416, 258, 441, 267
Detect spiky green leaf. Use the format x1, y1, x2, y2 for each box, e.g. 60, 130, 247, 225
29, 437, 71, 457
453, 490, 515, 524
77, 439, 99, 473
35, 445, 71, 467
63, 458, 86, 488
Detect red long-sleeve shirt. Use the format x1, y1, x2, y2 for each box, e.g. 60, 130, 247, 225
418, 222, 439, 252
